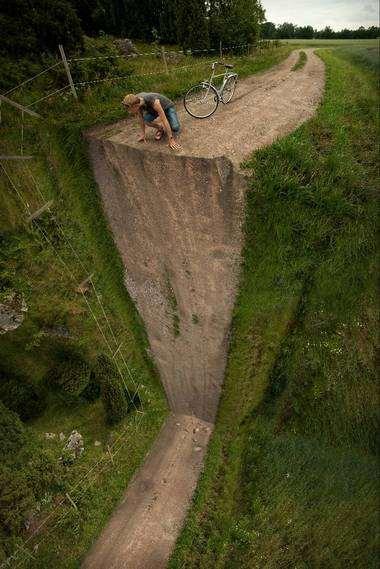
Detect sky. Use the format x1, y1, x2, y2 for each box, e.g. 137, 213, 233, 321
261, 0, 379, 30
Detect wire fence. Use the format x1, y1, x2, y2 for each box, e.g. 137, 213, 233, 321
0, 39, 280, 111
0, 160, 150, 568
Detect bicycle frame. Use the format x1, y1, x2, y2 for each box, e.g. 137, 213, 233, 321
201, 62, 237, 103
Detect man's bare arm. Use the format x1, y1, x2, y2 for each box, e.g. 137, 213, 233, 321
153, 100, 172, 138
153, 100, 181, 149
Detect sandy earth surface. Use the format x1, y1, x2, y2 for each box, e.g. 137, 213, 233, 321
83, 50, 325, 568
83, 415, 212, 569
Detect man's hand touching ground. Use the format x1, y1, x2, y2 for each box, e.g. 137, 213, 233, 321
168, 137, 182, 150
137, 134, 147, 143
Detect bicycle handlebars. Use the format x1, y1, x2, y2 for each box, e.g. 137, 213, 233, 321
212, 61, 234, 69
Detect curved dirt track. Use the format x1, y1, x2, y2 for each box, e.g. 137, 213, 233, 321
84, 49, 325, 569
94, 48, 324, 167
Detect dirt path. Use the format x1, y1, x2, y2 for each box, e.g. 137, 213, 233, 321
93, 48, 324, 167
83, 50, 325, 568
83, 414, 212, 569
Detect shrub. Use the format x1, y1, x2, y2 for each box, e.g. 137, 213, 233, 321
0, 401, 27, 457
21, 443, 60, 497
81, 370, 101, 402
0, 371, 47, 422
48, 348, 91, 398
94, 355, 128, 425
0, 465, 34, 535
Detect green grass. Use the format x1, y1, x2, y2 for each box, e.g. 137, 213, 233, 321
0, 41, 293, 567
282, 38, 379, 47
291, 50, 307, 71
169, 47, 379, 568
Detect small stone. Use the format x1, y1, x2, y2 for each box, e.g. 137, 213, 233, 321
66, 430, 84, 458
176, 422, 181, 427
194, 446, 202, 452
94, 440, 101, 447
193, 428, 199, 433
59, 432, 65, 441
45, 432, 56, 439
0, 292, 27, 334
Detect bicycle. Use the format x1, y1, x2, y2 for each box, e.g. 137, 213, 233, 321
183, 61, 238, 119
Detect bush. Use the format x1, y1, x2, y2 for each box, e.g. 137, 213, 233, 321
20, 442, 60, 497
0, 401, 27, 457
94, 355, 128, 425
48, 348, 91, 398
81, 370, 101, 402
0, 371, 47, 422
0, 465, 34, 535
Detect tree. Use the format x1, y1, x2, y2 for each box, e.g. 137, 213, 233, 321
261, 21, 277, 39
209, 0, 265, 49
0, 0, 83, 58
295, 25, 314, 39
177, 0, 209, 51
276, 22, 296, 38
158, 0, 178, 44
316, 26, 335, 39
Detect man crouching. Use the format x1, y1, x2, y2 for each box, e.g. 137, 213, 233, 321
122, 92, 182, 150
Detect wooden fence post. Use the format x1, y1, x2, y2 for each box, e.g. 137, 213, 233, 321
219, 40, 223, 60
161, 46, 169, 75
58, 44, 78, 100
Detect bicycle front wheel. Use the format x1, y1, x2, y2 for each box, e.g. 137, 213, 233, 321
183, 83, 219, 118
221, 75, 237, 104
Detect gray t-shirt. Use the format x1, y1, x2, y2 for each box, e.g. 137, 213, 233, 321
137, 92, 174, 112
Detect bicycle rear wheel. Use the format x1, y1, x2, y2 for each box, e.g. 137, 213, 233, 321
183, 83, 219, 118
221, 75, 237, 104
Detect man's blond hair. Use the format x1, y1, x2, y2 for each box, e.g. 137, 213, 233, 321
122, 94, 140, 107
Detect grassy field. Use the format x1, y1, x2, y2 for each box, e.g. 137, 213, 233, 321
282, 38, 378, 47
0, 42, 292, 567
169, 46, 379, 568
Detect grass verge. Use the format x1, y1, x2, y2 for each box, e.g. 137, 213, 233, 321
169, 47, 379, 568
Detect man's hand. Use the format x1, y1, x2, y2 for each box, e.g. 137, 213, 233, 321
137, 134, 147, 143
168, 136, 182, 150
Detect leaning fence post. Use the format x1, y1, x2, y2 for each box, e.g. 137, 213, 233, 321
161, 46, 169, 75
58, 44, 78, 100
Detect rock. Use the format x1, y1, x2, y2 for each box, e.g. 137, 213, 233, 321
45, 432, 56, 439
59, 432, 65, 441
114, 38, 138, 57
94, 440, 101, 447
194, 446, 202, 452
66, 430, 84, 458
0, 292, 27, 334
43, 325, 71, 339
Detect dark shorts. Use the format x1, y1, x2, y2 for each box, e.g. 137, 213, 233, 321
143, 106, 180, 133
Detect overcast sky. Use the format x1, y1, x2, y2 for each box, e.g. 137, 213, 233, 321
261, 0, 379, 30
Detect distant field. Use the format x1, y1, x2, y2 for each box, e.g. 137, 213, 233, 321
282, 38, 379, 47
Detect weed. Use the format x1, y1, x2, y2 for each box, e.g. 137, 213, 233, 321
291, 50, 307, 71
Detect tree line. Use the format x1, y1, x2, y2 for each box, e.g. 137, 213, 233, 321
0, 0, 265, 59
261, 21, 379, 40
